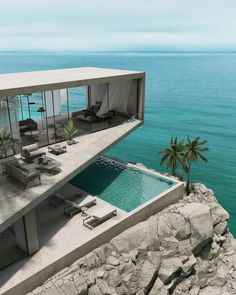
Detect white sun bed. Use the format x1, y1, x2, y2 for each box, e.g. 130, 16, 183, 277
83, 205, 117, 229
50, 183, 96, 216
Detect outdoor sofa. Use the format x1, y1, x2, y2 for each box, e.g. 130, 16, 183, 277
5, 158, 41, 189
21, 143, 46, 163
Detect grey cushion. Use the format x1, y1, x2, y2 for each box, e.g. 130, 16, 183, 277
22, 143, 38, 153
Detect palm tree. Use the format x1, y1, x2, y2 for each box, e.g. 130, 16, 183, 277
185, 136, 208, 194
160, 137, 186, 177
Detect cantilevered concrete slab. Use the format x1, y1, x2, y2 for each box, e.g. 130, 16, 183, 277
0, 120, 142, 235
0, 67, 145, 97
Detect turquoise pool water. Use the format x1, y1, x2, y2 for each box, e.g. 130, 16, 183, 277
70, 157, 175, 212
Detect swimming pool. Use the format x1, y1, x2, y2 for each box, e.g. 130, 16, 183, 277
70, 157, 176, 212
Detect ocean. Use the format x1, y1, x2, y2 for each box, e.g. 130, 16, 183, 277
0, 52, 235, 235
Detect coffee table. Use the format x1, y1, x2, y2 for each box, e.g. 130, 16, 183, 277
33, 156, 61, 174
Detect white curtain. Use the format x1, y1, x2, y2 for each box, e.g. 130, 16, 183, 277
44, 89, 67, 117
94, 80, 133, 117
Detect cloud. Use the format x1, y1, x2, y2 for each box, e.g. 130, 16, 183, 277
0, 0, 236, 51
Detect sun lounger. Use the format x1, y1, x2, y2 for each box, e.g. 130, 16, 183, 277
50, 183, 96, 217
83, 205, 117, 229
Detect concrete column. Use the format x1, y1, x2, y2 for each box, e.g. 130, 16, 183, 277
138, 76, 145, 121
14, 209, 39, 255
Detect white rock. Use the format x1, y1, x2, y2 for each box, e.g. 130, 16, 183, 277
182, 254, 197, 276
138, 259, 156, 290
179, 203, 213, 253
199, 286, 222, 295
158, 257, 183, 284
73, 275, 87, 295
209, 265, 227, 287
211, 204, 229, 225
190, 286, 200, 295
106, 256, 120, 266
88, 285, 102, 295
161, 236, 179, 251
149, 278, 168, 295
214, 221, 228, 235
147, 251, 162, 270
107, 269, 122, 287
110, 221, 147, 253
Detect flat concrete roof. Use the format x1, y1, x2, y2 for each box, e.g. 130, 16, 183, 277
0, 120, 142, 234
0, 67, 145, 97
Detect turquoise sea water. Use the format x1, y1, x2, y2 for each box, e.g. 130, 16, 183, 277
0, 52, 235, 234
70, 157, 175, 212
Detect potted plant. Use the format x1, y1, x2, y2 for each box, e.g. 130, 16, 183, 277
64, 119, 77, 145
0, 127, 17, 159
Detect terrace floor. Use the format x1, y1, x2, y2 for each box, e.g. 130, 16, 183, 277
0, 190, 128, 295
0, 119, 142, 235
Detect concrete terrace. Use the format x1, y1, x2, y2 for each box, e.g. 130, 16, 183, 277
0, 120, 141, 234
0, 192, 128, 295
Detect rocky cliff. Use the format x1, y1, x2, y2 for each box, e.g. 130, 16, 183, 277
28, 183, 236, 295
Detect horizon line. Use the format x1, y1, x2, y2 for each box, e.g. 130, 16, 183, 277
1, 49, 236, 54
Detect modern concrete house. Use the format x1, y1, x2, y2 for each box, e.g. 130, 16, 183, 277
0, 67, 146, 293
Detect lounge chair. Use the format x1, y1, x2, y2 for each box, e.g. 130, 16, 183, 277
83, 205, 117, 229
50, 183, 96, 217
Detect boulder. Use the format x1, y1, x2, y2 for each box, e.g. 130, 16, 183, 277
168, 213, 191, 240
161, 236, 179, 251
107, 269, 122, 287
182, 254, 197, 276
209, 265, 227, 287
149, 278, 168, 295
179, 203, 213, 253
59, 279, 78, 295
138, 259, 156, 290
211, 204, 229, 225
106, 256, 120, 266
147, 251, 162, 270
157, 215, 172, 239
214, 221, 228, 235
189, 286, 200, 295
110, 221, 148, 253
88, 285, 102, 295
96, 279, 117, 294
199, 286, 222, 295
85, 252, 100, 269
158, 257, 183, 284
73, 275, 87, 295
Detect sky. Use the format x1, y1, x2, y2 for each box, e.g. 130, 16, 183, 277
0, 0, 236, 52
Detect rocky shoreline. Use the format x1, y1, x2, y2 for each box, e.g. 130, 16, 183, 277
28, 183, 236, 295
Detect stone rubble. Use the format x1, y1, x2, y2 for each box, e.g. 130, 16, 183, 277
28, 182, 236, 295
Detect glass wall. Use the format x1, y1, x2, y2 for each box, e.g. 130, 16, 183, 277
0, 96, 20, 159
0, 80, 140, 158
